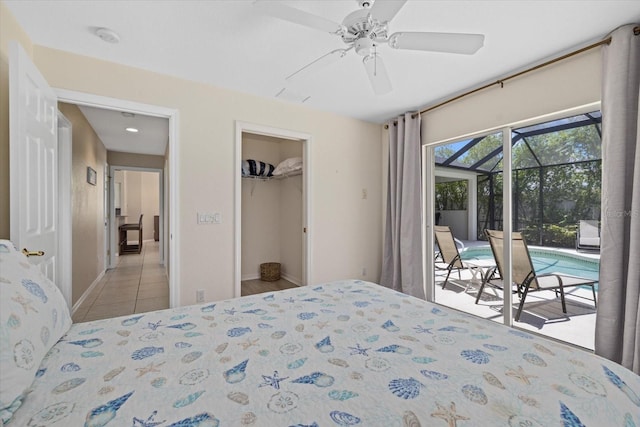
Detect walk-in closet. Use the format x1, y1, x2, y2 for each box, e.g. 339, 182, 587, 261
241, 133, 304, 294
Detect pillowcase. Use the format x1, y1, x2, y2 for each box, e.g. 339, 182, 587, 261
0, 240, 72, 423
273, 157, 303, 176
242, 159, 275, 177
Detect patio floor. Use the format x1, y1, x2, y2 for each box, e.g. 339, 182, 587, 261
433, 241, 599, 350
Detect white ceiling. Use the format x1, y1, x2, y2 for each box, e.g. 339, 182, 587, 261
6, 0, 640, 126
76, 105, 169, 156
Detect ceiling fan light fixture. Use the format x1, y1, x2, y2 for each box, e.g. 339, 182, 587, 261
355, 38, 375, 56
257, 0, 484, 96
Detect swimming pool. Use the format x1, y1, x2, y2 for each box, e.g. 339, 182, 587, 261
460, 246, 600, 282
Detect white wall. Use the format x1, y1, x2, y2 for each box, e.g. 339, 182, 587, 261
141, 172, 160, 242
439, 210, 468, 240
32, 46, 382, 305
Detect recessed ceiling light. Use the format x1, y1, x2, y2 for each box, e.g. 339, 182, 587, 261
125, 127, 139, 133
95, 27, 120, 44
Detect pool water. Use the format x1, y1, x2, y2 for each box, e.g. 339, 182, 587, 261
460, 246, 600, 283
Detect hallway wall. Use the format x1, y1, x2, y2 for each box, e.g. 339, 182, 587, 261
58, 102, 107, 305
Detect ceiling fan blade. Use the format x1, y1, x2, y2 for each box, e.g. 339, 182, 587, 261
370, 0, 408, 23
286, 49, 350, 84
363, 54, 392, 95
388, 32, 485, 54
254, 1, 343, 34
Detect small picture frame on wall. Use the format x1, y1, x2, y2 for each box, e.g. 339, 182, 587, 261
87, 167, 97, 185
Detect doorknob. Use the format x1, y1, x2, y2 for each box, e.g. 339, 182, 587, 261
22, 248, 45, 257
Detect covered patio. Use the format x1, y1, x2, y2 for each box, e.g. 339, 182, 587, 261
432, 111, 602, 349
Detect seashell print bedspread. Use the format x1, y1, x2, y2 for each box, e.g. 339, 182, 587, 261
9, 281, 639, 426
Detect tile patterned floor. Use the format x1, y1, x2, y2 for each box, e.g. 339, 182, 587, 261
72, 241, 169, 323
72, 243, 300, 323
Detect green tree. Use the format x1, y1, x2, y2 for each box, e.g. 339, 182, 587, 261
436, 117, 602, 247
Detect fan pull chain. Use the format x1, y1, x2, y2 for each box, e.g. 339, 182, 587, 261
374, 44, 378, 76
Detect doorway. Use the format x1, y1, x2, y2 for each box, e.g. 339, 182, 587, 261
109, 167, 163, 269
234, 121, 311, 298
55, 89, 180, 309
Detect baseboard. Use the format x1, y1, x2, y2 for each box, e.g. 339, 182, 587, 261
72, 270, 105, 315
241, 273, 301, 286
281, 273, 302, 287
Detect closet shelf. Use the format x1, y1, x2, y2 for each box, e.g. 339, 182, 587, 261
241, 170, 302, 181
243, 170, 303, 196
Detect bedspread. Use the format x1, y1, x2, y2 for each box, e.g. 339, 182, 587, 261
10, 280, 639, 426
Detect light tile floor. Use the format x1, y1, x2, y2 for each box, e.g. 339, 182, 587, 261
72, 241, 168, 323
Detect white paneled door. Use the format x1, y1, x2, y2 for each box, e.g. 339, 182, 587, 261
9, 41, 59, 283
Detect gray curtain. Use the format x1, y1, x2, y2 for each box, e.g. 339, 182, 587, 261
595, 24, 640, 374
380, 113, 424, 299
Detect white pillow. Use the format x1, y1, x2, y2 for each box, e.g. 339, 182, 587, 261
0, 240, 72, 423
273, 157, 303, 176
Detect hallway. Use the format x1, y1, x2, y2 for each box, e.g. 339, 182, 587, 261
72, 241, 169, 323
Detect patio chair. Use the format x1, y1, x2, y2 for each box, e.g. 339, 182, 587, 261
576, 220, 600, 252
481, 229, 597, 321
434, 225, 467, 289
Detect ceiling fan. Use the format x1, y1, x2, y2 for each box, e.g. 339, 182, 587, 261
254, 0, 485, 95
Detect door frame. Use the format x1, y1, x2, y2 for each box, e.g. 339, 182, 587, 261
109, 166, 164, 268
57, 112, 73, 309
54, 89, 181, 308
234, 121, 312, 297
104, 161, 110, 271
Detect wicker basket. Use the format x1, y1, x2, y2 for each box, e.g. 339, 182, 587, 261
260, 262, 281, 282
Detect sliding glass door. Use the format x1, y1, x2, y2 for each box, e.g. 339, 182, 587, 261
425, 111, 602, 349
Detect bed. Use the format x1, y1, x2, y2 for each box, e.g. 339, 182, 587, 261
2, 241, 638, 426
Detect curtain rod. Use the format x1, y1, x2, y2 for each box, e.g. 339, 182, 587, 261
383, 25, 639, 129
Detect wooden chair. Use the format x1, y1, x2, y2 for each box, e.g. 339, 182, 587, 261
119, 214, 143, 255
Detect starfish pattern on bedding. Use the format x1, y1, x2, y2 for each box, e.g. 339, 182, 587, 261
144, 321, 163, 331
348, 343, 370, 356
413, 325, 433, 334
133, 410, 166, 427
430, 401, 469, 427
135, 361, 165, 378
224, 308, 238, 315
12, 294, 38, 314
259, 371, 289, 390
238, 337, 260, 350
314, 321, 329, 329
505, 366, 538, 385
